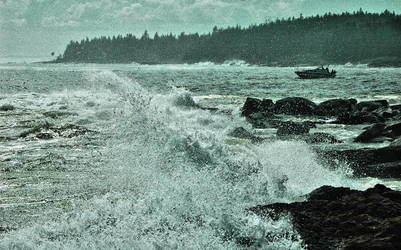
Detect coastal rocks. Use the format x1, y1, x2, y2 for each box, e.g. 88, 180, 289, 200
43, 111, 78, 119
241, 97, 273, 116
276, 121, 311, 136
353, 122, 401, 143
241, 97, 262, 116
19, 121, 53, 138
390, 138, 401, 147
173, 92, 200, 108
357, 100, 389, 112
386, 122, 401, 138
319, 146, 401, 178
273, 97, 316, 115
19, 122, 94, 139
240, 96, 401, 146
250, 184, 401, 250
391, 104, 401, 112
241, 97, 317, 117
245, 112, 279, 129
314, 98, 357, 116
354, 123, 387, 142
227, 127, 263, 142
333, 111, 381, 125
0, 104, 15, 111
304, 132, 341, 144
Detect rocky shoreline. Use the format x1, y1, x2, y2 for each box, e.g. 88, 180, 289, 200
237, 96, 401, 248
250, 184, 401, 249
235, 96, 401, 179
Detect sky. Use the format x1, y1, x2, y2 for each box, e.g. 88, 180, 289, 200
1, 0, 401, 58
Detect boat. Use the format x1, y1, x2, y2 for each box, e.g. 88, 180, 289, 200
295, 66, 336, 79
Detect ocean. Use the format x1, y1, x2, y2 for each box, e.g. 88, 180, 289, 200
1, 61, 401, 249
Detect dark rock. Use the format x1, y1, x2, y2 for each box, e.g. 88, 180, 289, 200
370, 106, 394, 120
173, 92, 199, 108
19, 122, 94, 139
259, 99, 274, 113
363, 161, 401, 178
385, 122, 401, 138
390, 138, 401, 147
314, 98, 357, 116
54, 124, 93, 138
357, 100, 389, 112
302, 120, 316, 129
36, 133, 53, 140
304, 132, 342, 144
246, 112, 280, 129
334, 111, 381, 124
19, 121, 53, 138
391, 104, 401, 112
276, 121, 310, 136
250, 184, 401, 250
308, 185, 357, 201
241, 97, 262, 116
318, 146, 401, 178
354, 123, 386, 143
227, 127, 262, 142
43, 111, 78, 119
273, 97, 317, 115
0, 104, 15, 111
241, 98, 274, 117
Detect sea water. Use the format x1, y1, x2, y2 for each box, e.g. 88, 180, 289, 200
0, 62, 400, 249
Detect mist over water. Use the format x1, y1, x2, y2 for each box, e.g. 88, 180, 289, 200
1, 64, 399, 249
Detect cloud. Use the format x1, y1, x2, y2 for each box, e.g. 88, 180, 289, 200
0, 0, 306, 31
1, 0, 401, 33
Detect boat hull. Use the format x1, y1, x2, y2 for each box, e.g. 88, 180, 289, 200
295, 71, 336, 79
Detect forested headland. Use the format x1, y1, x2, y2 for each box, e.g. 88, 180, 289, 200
55, 9, 401, 66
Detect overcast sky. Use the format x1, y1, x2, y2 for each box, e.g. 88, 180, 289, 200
1, 0, 400, 58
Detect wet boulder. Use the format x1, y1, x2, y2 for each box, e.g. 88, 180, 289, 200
318, 146, 401, 178
314, 98, 357, 116
273, 97, 317, 115
43, 111, 78, 119
391, 104, 401, 112
357, 100, 389, 112
304, 132, 342, 144
276, 121, 310, 136
241, 97, 262, 116
363, 161, 401, 178
245, 112, 279, 129
390, 138, 401, 147
227, 127, 262, 142
259, 99, 274, 113
241, 97, 274, 117
36, 132, 54, 140
373, 106, 394, 119
385, 122, 401, 138
0, 104, 15, 111
354, 123, 386, 143
334, 111, 381, 124
250, 184, 401, 250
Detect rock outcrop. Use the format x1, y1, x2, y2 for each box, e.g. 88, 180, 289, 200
314, 98, 357, 116
273, 97, 317, 116
250, 184, 401, 250
318, 146, 401, 178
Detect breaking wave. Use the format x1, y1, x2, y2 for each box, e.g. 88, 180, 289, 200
0, 71, 358, 249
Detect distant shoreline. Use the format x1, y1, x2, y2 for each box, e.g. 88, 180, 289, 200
42, 57, 401, 68
53, 10, 401, 68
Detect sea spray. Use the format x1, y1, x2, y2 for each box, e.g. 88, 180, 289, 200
1, 70, 360, 249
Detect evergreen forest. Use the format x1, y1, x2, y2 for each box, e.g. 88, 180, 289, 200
55, 9, 401, 66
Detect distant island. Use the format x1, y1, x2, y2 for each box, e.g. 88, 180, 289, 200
55, 9, 401, 66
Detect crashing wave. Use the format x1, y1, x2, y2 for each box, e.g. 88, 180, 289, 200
0, 70, 358, 249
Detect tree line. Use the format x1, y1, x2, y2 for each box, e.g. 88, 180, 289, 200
55, 9, 401, 65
